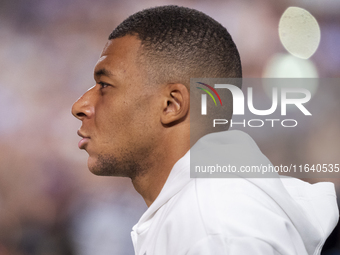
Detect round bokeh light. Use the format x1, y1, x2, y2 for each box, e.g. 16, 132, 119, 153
279, 6, 321, 59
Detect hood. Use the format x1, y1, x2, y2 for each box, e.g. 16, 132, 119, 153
134, 130, 339, 254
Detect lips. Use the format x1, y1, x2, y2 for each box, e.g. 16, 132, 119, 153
77, 130, 90, 149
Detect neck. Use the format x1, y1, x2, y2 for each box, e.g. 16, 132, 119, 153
131, 125, 190, 207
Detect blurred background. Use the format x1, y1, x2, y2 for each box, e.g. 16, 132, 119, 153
0, 0, 339, 254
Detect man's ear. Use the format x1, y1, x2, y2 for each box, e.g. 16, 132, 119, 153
161, 83, 189, 126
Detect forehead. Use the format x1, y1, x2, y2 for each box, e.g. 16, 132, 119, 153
94, 35, 143, 77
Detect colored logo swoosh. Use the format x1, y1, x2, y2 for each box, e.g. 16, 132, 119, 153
196, 82, 223, 106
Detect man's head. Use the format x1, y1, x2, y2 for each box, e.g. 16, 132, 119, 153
72, 6, 241, 179
109, 5, 242, 88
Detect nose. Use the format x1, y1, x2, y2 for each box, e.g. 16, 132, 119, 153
72, 85, 96, 120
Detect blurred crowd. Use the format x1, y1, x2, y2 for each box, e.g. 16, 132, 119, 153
0, 0, 339, 254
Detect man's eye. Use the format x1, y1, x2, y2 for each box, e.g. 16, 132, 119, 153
98, 82, 109, 89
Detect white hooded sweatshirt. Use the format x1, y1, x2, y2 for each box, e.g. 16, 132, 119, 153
131, 130, 338, 255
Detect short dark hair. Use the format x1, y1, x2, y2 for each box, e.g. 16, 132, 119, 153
108, 5, 242, 87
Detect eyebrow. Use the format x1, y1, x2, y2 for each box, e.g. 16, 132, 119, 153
94, 68, 114, 78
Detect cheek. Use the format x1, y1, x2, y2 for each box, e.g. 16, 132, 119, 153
93, 102, 141, 144
93, 94, 160, 149
132, 103, 161, 145
94, 98, 127, 129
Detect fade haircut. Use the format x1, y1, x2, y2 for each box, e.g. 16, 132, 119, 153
108, 5, 242, 87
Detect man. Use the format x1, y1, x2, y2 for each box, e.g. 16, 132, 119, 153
72, 6, 338, 255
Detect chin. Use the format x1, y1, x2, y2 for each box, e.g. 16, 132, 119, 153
86, 152, 144, 179
86, 153, 127, 177
87, 156, 102, 175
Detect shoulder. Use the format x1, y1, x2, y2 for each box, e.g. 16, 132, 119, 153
186, 234, 285, 255
193, 178, 287, 232
170, 177, 287, 234
175, 178, 305, 254
153, 178, 307, 254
